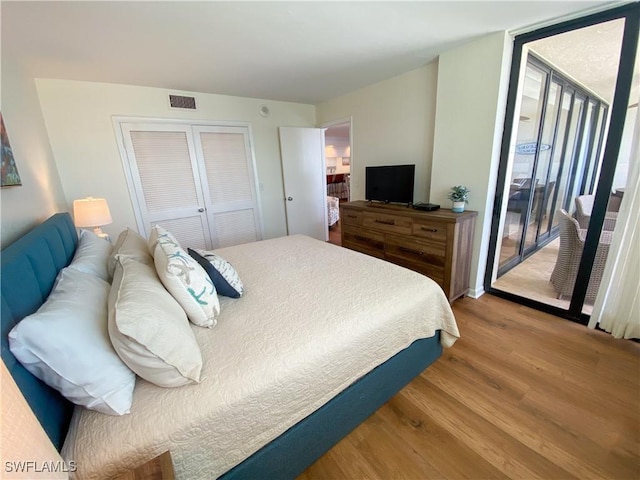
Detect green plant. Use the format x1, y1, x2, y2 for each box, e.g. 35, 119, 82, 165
447, 185, 470, 204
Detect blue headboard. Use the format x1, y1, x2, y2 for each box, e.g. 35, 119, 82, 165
1, 213, 78, 450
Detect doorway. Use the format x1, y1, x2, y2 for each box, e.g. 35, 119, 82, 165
322, 118, 352, 245
485, 4, 639, 322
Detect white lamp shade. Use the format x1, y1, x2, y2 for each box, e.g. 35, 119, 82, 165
73, 197, 112, 228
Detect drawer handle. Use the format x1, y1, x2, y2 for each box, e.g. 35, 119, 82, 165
354, 235, 371, 242
375, 219, 395, 225
421, 227, 438, 232
400, 246, 424, 256
347, 214, 358, 219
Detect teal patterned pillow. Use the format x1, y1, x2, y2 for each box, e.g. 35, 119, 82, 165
188, 248, 244, 299
151, 225, 219, 328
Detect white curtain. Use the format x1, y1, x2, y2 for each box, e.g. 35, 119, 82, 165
588, 103, 640, 339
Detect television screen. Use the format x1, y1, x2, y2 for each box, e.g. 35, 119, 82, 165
365, 164, 415, 204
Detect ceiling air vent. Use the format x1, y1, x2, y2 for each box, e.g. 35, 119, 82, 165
169, 95, 196, 110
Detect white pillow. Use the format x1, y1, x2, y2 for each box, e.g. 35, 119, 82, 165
107, 228, 153, 278
150, 225, 219, 328
68, 229, 113, 282
108, 256, 203, 387
8, 267, 135, 415
146, 223, 173, 255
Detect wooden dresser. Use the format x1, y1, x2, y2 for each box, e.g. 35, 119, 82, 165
340, 201, 477, 302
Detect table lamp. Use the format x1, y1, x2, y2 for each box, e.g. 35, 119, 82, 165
73, 196, 112, 237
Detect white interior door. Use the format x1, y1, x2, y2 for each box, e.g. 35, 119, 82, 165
193, 126, 263, 248
120, 123, 211, 249
279, 127, 327, 241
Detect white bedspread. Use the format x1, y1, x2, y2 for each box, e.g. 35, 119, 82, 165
63, 235, 459, 479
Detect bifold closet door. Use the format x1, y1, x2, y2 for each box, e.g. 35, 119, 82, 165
192, 126, 262, 248
119, 122, 262, 249
121, 123, 212, 249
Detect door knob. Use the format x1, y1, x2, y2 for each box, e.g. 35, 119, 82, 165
198, 208, 205, 212
287, 197, 293, 201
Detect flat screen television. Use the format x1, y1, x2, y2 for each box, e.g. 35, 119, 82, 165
365, 164, 415, 204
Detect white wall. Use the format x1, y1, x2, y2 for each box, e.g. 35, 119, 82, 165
612, 104, 638, 190
316, 64, 438, 203
325, 134, 350, 174
430, 32, 513, 297
35, 79, 316, 240
0, 55, 67, 247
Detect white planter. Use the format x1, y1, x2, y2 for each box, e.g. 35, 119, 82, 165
452, 201, 465, 213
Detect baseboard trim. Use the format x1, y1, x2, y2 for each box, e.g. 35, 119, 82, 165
467, 287, 485, 299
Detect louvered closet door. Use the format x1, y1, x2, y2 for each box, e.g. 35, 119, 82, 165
193, 126, 262, 248
120, 123, 211, 249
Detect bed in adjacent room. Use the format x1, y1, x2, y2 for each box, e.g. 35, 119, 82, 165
327, 195, 340, 226
1, 213, 459, 479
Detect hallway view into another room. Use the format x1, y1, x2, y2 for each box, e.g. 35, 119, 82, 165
324, 120, 350, 246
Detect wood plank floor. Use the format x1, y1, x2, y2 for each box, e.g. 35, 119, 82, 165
329, 221, 341, 246
298, 294, 640, 479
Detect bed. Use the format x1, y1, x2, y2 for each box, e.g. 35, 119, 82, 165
1, 213, 459, 479
327, 195, 340, 226
326, 173, 349, 201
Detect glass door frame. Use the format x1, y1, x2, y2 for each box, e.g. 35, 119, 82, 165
496, 54, 609, 276
496, 60, 551, 276
544, 85, 579, 241
485, 3, 640, 324
530, 71, 565, 247
519, 58, 553, 259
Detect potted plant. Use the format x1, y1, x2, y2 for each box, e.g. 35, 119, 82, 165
448, 185, 469, 213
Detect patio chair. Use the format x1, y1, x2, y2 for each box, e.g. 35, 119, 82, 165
574, 194, 618, 231
550, 209, 612, 304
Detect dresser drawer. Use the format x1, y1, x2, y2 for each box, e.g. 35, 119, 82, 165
384, 234, 446, 268
412, 218, 448, 243
388, 255, 445, 288
342, 225, 385, 258
341, 208, 363, 226
362, 211, 412, 235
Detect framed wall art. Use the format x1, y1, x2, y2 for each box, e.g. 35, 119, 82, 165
1, 112, 22, 187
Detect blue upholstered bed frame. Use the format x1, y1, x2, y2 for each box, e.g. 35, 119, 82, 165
1, 213, 78, 448
1, 213, 443, 479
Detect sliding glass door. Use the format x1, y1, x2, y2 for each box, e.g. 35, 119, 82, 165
486, 3, 639, 322
498, 63, 547, 271
497, 55, 608, 277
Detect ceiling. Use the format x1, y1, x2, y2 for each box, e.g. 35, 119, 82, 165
2, 1, 617, 105
529, 18, 629, 104
325, 122, 350, 139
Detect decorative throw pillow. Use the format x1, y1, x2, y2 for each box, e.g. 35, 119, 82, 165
150, 225, 219, 328
108, 256, 202, 387
147, 223, 178, 255
188, 248, 244, 298
107, 228, 153, 278
8, 267, 135, 415
67, 229, 113, 282
108, 256, 203, 387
